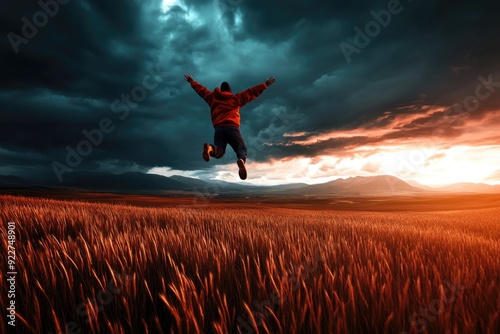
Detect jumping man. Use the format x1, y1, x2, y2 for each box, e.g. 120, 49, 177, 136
184, 74, 276, 180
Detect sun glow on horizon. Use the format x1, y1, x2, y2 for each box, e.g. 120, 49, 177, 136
148, 104, 500, 188
148, 143, 500, 187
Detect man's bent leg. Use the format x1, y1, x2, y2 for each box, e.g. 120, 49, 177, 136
227, 127, 247, 161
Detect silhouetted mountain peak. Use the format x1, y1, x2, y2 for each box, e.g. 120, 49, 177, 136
297, 175, 422, 196
1, 172, 498, 197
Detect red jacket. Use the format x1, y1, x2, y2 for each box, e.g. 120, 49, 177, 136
189, 80, 268, 128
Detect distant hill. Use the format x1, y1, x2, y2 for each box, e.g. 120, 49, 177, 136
1, 173, 499, 197
405, 180, 435, 190
437, 182, 500, 194
0, 175, 49, 189
293, 175, 423, 196
0, 175, 30, 186
47, 172, 267, 196
51, 172, 194, 193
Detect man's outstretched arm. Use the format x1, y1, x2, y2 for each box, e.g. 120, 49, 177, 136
184, 74, 213, 104
236, 77, 276, 107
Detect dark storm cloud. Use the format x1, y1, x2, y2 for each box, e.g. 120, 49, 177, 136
0, 0, 201, 181
1, 0, 156, 95
1, 0, 500, 182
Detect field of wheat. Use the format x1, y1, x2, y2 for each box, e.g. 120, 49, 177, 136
0, 194, 499, 334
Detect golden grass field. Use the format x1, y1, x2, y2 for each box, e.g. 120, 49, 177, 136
1, 193, 499, 334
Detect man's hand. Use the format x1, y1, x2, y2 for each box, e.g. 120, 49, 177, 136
265, 76, 276, 87
184, 74, 194, 83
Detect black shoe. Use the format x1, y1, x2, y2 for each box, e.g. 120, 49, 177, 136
237, 159, 247, 180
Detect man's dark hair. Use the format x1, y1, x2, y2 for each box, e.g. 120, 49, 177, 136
220, 82, 232, 92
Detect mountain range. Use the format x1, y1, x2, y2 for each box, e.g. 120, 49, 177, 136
1, 172, 499, 197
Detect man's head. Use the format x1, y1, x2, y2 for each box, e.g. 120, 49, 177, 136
220, 82, 232, 93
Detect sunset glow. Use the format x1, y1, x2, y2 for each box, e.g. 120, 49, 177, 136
151, 105, 500, 187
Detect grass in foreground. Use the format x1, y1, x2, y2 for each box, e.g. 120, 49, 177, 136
0, 195, 499, 333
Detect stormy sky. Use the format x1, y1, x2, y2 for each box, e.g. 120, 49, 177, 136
1, 0, 500, 185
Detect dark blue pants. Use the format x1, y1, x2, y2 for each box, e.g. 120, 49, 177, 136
211, 126, 247, 161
